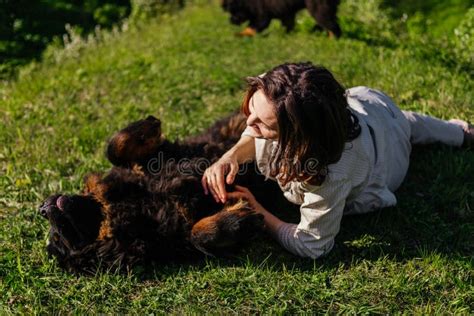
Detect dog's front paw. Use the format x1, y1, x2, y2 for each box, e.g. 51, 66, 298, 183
107, 116, 163, 167
190, 201, 263, 255
220, 200, 264, 238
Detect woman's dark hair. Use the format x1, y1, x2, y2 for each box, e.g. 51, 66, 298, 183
242, 62, 361, 186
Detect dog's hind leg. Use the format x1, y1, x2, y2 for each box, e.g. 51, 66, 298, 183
281, 14, 296, 32
106, 116, 163, 168
190, 200, 263, 255
237, 26, 258, 37
253, 17, 272, 33
311, 24, 324, 33
238, 17, 271, 36
305, 0, 341, 38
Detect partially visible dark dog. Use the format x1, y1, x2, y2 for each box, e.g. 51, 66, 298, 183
39, 113, 283, 273
221, 0, 341, 38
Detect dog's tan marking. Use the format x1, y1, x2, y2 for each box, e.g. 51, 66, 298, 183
98, 205, 113, 240
93, 190, 113, 240
238, 27, 257, 37
132, 164, 145, 176
83, 173, 113, 240
114, 133, 129, 153
223, 199, 250, 213
176, 203, 194, 225
83, 173, 103, 195
191, 215, 218, 237
192, 200, 250, 235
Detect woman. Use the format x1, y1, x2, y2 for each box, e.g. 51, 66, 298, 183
201, 62, 473, 259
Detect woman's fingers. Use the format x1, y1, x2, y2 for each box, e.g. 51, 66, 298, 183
215, 164, 227, 203
234, 185, 250, 193
228, 186, 252, 200
202, 158, 240, 204
208, 174, 221, 203
203, 173, 252, 204
202, 171, 219, 202
201, 173, 209, 195
226, 191, 247, 200
226, 162, 238, 185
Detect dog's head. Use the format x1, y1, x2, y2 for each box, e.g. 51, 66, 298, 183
221, 0, 251, 25
39, 168, 205, 271
107, 115, 164, 167
39, 194, 104, 262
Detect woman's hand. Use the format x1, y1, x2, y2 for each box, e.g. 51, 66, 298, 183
201, 155, 239, 203
201, 134, 256, 203
228, 185, 286, 237
227, 185, 265, 213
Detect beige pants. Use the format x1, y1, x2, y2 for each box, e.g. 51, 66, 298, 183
402, 111, 465, 147
346, 86, 467, 198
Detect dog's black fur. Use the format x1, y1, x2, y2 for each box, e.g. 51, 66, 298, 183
39, 113, 284, 273
221, 0, 341, 37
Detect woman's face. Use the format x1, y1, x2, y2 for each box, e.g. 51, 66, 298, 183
246, 90, 279, 140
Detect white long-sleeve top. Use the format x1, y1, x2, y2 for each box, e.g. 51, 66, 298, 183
242, 86, 412, 259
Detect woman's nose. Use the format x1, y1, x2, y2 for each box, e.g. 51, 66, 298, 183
246, 113, 257, 126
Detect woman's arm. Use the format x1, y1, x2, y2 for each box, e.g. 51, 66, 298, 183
223, 135, 256, 165
201, 135, 256, 203
229, 179, 352, 259
276, 179, 351, 259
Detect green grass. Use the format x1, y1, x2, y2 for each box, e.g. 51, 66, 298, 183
383, 0, 474, 37
1, 1, 473, 313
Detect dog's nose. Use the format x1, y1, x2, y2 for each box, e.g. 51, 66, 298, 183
38, 202, 50, 218
38, 194, 61, 218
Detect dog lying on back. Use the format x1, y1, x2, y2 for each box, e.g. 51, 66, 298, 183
221, 0, 341, 38
39, 113, 281, 273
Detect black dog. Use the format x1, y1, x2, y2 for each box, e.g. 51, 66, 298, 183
38, 113, 285, 273
221, 0, 341, 38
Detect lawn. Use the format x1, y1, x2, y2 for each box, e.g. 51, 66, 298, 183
1, 1, 473, 313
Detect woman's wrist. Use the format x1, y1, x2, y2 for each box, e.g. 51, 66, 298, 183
258, 207, 285, 237
223, 136, 255, 164
222, 149, 238, 161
